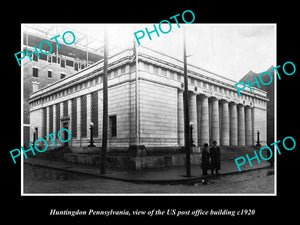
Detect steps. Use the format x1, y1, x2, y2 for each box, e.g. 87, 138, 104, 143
220, 146, 264, 161
32, 147, 72, 161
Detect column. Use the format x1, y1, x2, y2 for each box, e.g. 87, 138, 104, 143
197, 96, 201, 146
200, 95, 209, 145
189, 92, 198, 146
211, 97, 220, 144
58, 102, 63, 145
46, 105, 50, 136
229, 102, 238, 146
221, 100, 230, 146
237, 104, 245, 146
53, 104, 57, 138
177, 89, 184, 146
245, 106, 253, 146
68, 99, 72, 146
76, 97, 81, 143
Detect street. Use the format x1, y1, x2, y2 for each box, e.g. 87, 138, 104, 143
23, 164, 274, 194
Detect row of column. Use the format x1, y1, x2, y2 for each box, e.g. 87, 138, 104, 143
178, 90, 254, 146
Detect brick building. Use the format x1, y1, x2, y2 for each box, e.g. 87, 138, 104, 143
28, 46, 268, 157
23, 25, 103, 146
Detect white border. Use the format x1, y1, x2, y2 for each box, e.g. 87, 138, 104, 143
21, 23, 277, 196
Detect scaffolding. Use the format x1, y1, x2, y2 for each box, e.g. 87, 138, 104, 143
22, 24, 122, 67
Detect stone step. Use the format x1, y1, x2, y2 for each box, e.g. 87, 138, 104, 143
220, 146, 267, 160
32, 147, 72, 161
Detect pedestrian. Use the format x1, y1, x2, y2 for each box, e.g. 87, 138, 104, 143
210, 140, 221, 175
201, 143, 210, 176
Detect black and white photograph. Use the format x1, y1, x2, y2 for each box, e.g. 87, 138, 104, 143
21, 23, 276, 195
3, 4, 298, 224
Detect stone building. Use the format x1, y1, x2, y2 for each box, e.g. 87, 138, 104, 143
28, 46, 268, 156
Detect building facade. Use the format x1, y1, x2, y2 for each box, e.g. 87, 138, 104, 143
28, 46, 268, 153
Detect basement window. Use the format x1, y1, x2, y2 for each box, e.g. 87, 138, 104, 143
48, 70, 52, 78
60, 73, 66, 79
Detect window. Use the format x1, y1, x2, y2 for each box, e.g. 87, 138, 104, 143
32, 67, 38, 77
43, 108, 47, 137
66, 59, 73, 67
121, 66, 126, 74
39, 53, 47, 61
55, 103, 60, 133
114, 69, 118, 78
33, 53, 39, 62
109, 115, 117, 137
91, 92, 98, 137
75, 62, 78, 71
48, 70, 52, 78
143, 63, 149, 72
60, 73, 66, 79
81, 95, 87, 138
34, 127, 38, 141
61, 59, 65, 68
71, 98, 77, 138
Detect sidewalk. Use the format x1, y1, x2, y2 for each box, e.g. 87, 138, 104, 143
25, 157, 271, 184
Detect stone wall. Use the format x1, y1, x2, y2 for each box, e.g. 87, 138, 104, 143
139, 80, 178, 147
64, 152, 201, 170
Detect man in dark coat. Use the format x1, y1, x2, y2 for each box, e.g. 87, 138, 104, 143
201, 143, 210, 176
210, 140, 221, 175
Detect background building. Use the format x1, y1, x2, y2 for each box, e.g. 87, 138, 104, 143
23, 25, 104, 147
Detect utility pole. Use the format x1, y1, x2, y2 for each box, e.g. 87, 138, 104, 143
183, 26, 191, 177
100, 27, 108, 174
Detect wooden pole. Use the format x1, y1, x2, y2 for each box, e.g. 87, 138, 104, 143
183, 26, 191, 177
100, 27, 108, 174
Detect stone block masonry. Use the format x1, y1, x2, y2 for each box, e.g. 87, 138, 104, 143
139, 80, 178, 147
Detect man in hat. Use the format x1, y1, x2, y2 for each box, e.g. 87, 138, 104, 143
210, 140, 221, 175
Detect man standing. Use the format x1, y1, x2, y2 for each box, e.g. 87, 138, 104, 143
210, 140, 221, 175
201, 143, 210, 176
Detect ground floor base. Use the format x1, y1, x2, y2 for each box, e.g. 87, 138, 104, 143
64, 152, 201, 170
61, 145, 263, 170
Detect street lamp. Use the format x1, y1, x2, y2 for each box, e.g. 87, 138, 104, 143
256, 130, 261, 146
88, 122, 95, 147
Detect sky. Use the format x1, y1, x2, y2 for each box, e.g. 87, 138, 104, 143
24, 23, 276, 82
